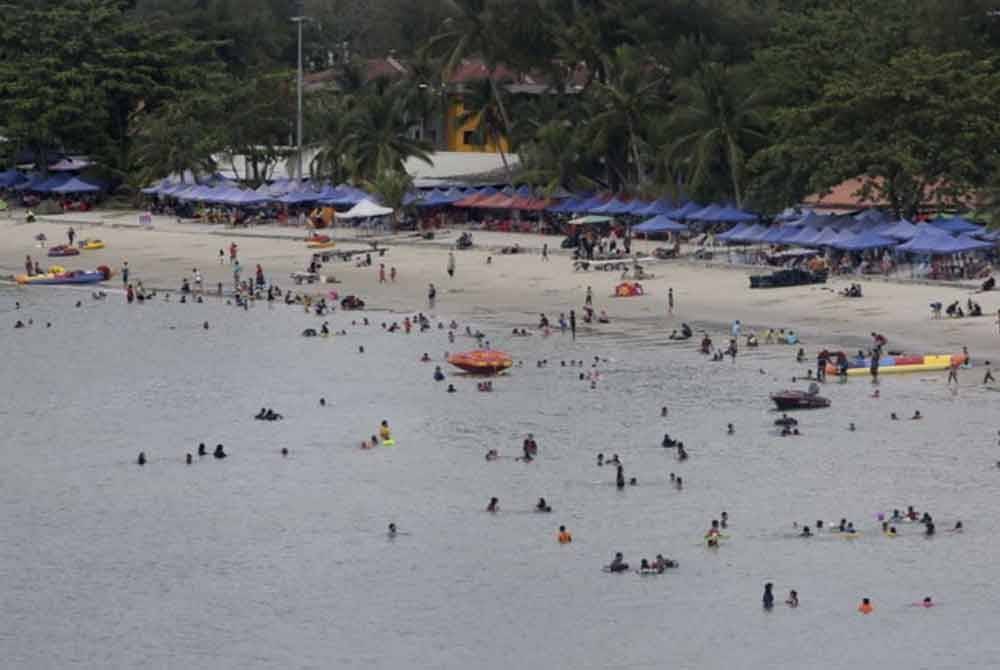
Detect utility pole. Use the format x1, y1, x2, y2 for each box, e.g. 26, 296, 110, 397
292, 6, 306, 184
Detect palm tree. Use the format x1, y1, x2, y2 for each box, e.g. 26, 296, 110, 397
366, 168, 414, 230
342, 91, 433, 181
518, 120, 598, 194
428, 0, 515, 140
308, 92, 353, 183
456, 77, 512, 176
586, 45, 669, 190
666, 62, 769, 208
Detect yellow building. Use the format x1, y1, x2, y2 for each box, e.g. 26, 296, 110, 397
444, 100, 510, 153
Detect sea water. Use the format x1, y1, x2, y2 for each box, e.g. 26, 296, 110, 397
1, 288, 998, 669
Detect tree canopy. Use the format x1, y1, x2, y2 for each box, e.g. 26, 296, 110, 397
3, 0, 999, 214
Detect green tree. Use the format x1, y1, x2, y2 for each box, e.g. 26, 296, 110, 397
666, 62, 769, 207
216, 72, 295, 186
0, 0, 218, 182
518, 120, 598, 194
341, 91, 432, 181
457, 78, 513, 177
366, 169, 414, 229
584, 45, 669, 191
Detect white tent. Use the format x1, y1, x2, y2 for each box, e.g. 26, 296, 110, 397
336, 199, 394, 219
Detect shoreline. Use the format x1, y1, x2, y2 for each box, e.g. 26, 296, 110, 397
2, 212, 998, 361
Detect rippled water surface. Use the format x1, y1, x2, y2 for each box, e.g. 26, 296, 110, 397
2, 288, 999, 669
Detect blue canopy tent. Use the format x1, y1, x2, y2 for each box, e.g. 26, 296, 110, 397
976, 228, 1000, 242
224, 189, 271, 206
564, 194, 604, 213
898, 232, 993, 255
808, 227, 841, 247
634, 198, 675, 217
0, 169, 27, 187
686, 204, 724, 221
854, 209, 892, 226
633, 215, 688, 234
729, 223, 767, 243
622, 199, 651, 215
667, 201, 705, 220
32, 174, 73, 192
829, 230, 897, 251
786, 227, 820, 246
931, 216, 983, 235
881, 219, 918, 240
589, 197, 631, 214
791, 211, 833, 229
48, 177, 101, 194
513, 185, 533, 197
714, 206, 758, 223
547, 196, 582, 213
716, 222, 751, 241
13, 174, 47, 191
775, 226, 806, 243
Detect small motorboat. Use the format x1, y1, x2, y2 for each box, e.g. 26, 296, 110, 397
770, 383, 830, 411
79, 239, 105, 250
48, 245, 80, 257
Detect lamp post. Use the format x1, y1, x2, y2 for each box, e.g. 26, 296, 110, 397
292, 12, 306, 184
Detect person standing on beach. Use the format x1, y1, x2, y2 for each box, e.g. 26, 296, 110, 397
121, 261, 129, 286
585, 286, 593, 306
947, 361, 960, 385
67, 227, 75, 246
984, 362, 995, 385
218, 249, 225, 264
229, 242, 238, 264
428, 283, 437, 309
570, 310, 576, 340
542, 243, 549, 261
668, 288, 674, 314
447, 252, 456, 278
379, 264, 386, 283
193, 268, 202, 292
390, 267, 397, 282
24, 255, 32, 276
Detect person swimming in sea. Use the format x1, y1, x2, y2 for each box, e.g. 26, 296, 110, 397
762, 583, 775, 610
487, 497, 499, 513
786, 590, 799, 607
446, 384, 457, 393
677, 444, 688, 461
535, 498, 552, 513
662, 433, 678, 448
485, 449, 498, 461
388, 523, 397, 537
800, 525, 812, 537
607, 552, 628, 573
213, 444, 227, 459
379, 420, 392, 442
616, 465, 625, 489
911, 410, 922, 420
721, 511, 729, 528
198, 443, 207, 457
727, 423, 735, 435
137, 452, 146, 466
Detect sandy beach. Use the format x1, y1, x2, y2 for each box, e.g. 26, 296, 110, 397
3, 211, 998, 360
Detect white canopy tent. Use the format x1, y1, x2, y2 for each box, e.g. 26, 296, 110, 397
336, 199, 394, 219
